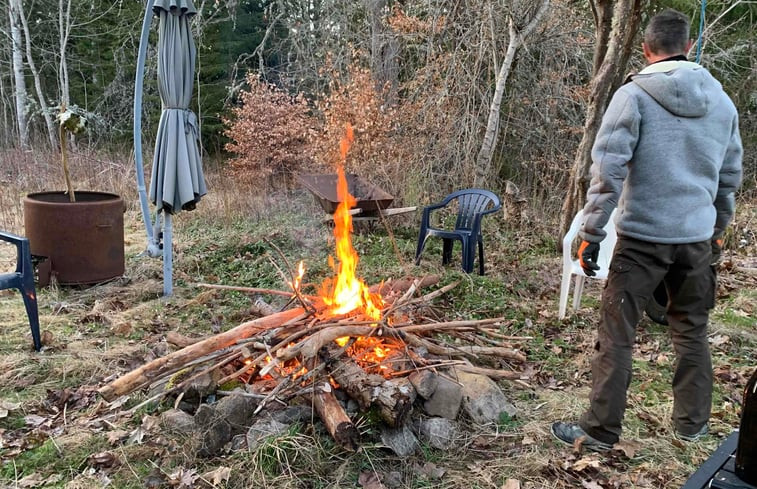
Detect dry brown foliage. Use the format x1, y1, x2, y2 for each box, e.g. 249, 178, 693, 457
223, 74, 317, 187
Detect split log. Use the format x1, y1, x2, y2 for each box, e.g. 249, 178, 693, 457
454, 364, 523, 381
98, 307, 306, 401
310, 381, 358, 451
327, 354, 416, 428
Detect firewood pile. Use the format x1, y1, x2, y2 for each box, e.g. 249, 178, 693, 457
98, 276, 530, 452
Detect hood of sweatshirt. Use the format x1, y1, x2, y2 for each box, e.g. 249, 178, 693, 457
631, 61, 719, 118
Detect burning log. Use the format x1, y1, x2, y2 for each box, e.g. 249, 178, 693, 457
326, 351, 416, 428
98, 307, 306, 401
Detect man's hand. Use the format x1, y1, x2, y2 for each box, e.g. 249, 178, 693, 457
578, 240, 601, 277
711, 238, 723, 266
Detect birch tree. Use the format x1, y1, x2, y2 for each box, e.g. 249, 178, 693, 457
18, 1, 56, 148
8, 0, 28, 148
474, 0, 550, 186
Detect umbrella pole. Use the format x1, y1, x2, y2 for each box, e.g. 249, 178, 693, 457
134, 0, 157, 249
163, 212, 173, 297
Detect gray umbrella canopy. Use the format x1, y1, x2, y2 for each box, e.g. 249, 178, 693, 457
149, 0, 206, 214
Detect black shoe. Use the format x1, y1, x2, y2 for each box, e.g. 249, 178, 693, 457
550, 422, 613, 452
675, 424, 708, 442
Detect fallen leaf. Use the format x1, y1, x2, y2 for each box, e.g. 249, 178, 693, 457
202, 466, 232, 486
106, 429, 130, 445
502, 479, 521, 489
581, 480, 603, 489
89, 451, 119, 468
17, 473, 62, 488
358, 472, 388, 489
709, 334, 730, 347
521, 436, 535, 445
572, 455, 601, 472
414, 462, 446, 480
24, 414, 47, 427
612, 439, 641, 458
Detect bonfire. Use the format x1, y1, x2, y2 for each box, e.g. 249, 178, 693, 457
98, 124, 527, 450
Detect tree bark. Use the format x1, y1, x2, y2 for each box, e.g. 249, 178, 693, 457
8, 0, 28, 148
18, 2, 56, 149
474, 0, 550, 186
365, 0, 399, 103
98, 307, 305, 401
558, 0, 643, 245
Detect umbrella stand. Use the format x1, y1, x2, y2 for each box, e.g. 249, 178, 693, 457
134, 0, 206, 297
134, 0, 160, 257
163, 213, 173, 296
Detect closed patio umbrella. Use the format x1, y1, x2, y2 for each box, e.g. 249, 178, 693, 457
134, 0, 206, 296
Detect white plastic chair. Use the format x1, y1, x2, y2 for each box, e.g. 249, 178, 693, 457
558, 209, 618, 319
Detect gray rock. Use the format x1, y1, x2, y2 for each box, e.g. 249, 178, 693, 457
197, 418, 231, 457
271, 405, 313, 424
414, 417, 457, 450
193, 403, 216, 428
160, 408, 196, 435
380, 424, 419, 457
453, 369, 517, 425
184, 371, 218, 403
422, 375, 462, 420
230, 433, 248, 451
409, 370, 438, 400
213, 394, 257, 435
246, 417, 290, 452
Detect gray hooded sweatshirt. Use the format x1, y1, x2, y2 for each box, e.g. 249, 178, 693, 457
580, 60, 743, 244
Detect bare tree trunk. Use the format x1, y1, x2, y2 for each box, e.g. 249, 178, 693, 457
8, 0, 28, 148
558, 0, 643, 245
474, 0, 550, 186
18, 1, 56, 149
366, 0, 399, 103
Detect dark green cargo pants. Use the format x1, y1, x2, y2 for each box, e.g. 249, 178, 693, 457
579, 236, 715, 444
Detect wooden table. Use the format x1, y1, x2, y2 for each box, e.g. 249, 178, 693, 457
681, 431, 755, 489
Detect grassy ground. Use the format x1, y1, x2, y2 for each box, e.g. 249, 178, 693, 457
0, 161, 755, 488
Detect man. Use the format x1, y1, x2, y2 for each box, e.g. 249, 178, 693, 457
552, 9, 743, 451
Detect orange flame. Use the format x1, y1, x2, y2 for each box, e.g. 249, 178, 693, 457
287, 260, 306, 292
320, 123, 384, 320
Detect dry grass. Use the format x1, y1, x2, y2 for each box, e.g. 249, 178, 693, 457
0, 149, 754, 488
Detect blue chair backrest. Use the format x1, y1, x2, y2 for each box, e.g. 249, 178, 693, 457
442, 189, 501, 231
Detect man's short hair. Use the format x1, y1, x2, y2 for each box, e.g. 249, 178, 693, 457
644, 9, 691, 55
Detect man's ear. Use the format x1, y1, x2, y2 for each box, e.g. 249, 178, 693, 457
686, 39, 694, 53
642, 43, 653, 62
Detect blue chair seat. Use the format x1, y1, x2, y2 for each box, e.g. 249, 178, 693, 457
0, 231, 42, 351
414, 189, 501, 275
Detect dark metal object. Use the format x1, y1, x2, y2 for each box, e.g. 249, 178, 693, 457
23, 191, 125, 285
681, 431, 756, 489
297, 173, 394, 215
0, 231, 42, 351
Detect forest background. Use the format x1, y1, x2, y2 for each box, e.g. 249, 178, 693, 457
0, 0, 754, 221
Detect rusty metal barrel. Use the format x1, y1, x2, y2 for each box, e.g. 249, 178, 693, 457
23, 191, 125, 285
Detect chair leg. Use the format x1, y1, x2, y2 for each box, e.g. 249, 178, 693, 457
20, 240, 41, 351
442, 239, 453, 265
572, 275, 585, 311
559, 271, 572, 320
460, 240, 473, 273
477, 238, 485, 275
415, 234, 428, 266
21, 289, 41, 352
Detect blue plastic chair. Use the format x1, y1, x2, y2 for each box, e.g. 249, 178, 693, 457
415, 189, 501, 275
0, 231, 42, 351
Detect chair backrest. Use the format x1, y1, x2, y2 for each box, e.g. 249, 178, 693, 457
562, 209, 618, 276
441, 189, 501, 231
